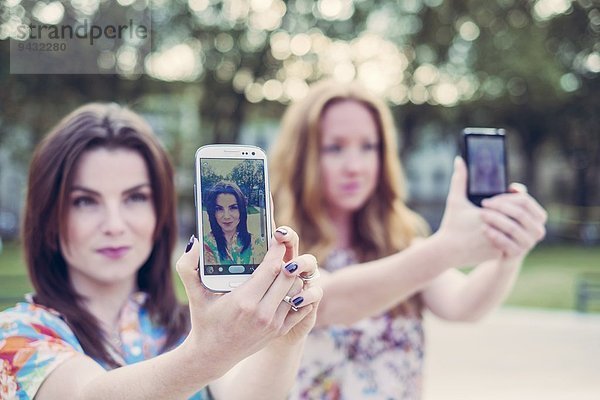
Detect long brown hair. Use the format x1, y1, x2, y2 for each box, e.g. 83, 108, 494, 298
270, 80, 429, 263
23, 103, 188, 367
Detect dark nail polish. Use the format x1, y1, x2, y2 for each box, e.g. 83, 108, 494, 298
276, 227, 288, 235
185, 235, 195, 253
284, 262, 298, 273
292, 296, 304, 307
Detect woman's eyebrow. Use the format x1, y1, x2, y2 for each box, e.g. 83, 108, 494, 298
70, 185, 99, 195
70, 183, 151, 195
123, 183, 152, 194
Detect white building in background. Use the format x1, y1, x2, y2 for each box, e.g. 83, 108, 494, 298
404, 137, 457, 230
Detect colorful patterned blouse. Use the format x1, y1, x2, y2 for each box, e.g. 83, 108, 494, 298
203, 232, 266, 265
0, 293, 208, 400
290, 249, 425, 400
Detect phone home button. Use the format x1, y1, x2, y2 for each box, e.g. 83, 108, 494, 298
228, 265, 245, 274
229, 282, 243, 288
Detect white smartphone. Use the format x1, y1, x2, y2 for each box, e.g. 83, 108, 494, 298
194, 145, 272, 292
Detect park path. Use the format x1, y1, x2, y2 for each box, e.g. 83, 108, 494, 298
423, 307, 600, 400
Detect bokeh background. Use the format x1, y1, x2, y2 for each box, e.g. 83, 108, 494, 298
1, 1, 600, 398
1, 1, 599, 308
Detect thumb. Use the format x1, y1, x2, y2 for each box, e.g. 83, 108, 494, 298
448, 156, 468, 202
175, 235, 212, 303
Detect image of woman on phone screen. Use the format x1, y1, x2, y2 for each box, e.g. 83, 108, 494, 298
0, 103, 322, 400
469, 143, 506, 194
203, 180, 266, 265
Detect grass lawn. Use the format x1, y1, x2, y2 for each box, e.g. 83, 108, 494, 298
0, 242, 32, 310
504, 245, 600, 312
1, 241, 599, 312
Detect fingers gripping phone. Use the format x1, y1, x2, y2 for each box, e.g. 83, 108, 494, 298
194, 145, 272, 292
462, 128, 508, 206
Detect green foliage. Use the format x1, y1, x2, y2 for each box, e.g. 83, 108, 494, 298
0, 242, 31, 311
199, 160, 265, 207
0, 0, 598, 224
200, 162, 220, 200
229, 160, 265, 207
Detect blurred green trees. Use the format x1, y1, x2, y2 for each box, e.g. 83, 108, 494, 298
0, 0, 598, 237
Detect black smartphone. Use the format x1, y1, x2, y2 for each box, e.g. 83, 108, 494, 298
462, 128, 508, 206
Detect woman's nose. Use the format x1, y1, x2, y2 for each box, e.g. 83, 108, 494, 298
342, 149, 362, 173
102, 204, 126, 235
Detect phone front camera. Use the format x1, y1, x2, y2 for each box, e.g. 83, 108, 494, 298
252, 151, 255, 155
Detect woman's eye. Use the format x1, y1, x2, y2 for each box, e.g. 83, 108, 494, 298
362, 142, 379, 152
72, 196, 96, 208
323, 144, 343, 153
127, 192, 150, 203
230, 204, 239, 211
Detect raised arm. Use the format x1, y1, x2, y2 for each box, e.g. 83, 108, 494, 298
314, 157, 511, 327
422, 184, 547, 321
35, 343, 217, 400
35, 231, 320, 400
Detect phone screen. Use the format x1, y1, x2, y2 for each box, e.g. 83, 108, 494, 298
466, 134, 507, 197
198, 158, 268, 276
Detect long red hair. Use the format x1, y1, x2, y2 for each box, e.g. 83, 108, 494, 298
270, 80, 429, 263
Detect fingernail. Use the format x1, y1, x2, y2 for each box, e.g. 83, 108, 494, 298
481, 199, 490, 206
284, 262, 298, 273
292, 296, 304, 306
185, 235, 195, 253
276, 227, 288, 235
512, 183, 528, 193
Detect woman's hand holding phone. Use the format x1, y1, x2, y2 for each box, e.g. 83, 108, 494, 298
435, 156, 505, 267
479, 183, 547, 261
437, 157, 546, 268
435, 127, 546, 267
174, 226, 322, 379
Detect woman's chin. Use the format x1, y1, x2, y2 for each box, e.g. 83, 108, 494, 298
331, 199, 368, 213
221, 227, 238, 235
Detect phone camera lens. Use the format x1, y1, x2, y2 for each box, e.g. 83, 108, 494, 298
252, 151, 255, 155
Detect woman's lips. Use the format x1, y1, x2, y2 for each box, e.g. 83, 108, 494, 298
97, 247, 130, 260
340, 182, 361, 193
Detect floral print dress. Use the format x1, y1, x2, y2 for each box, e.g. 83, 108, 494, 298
290, 249, 425, 400
0, 293, 208, 400
203, 232, 266, 265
